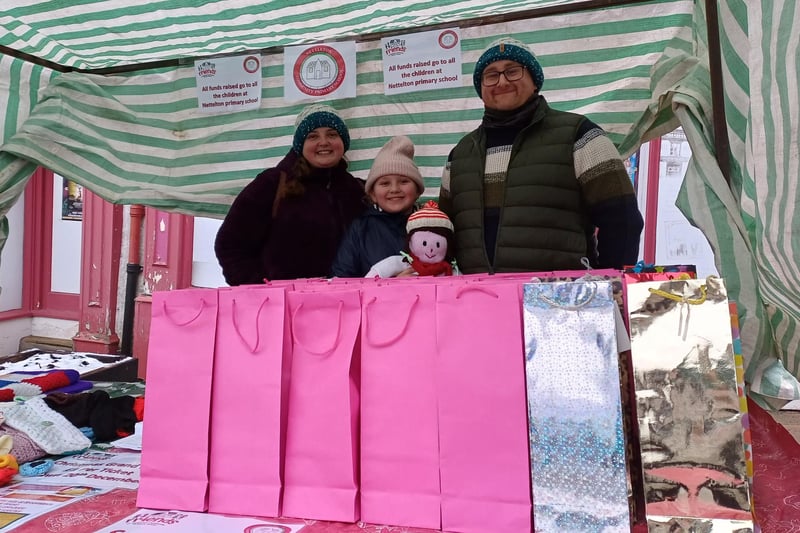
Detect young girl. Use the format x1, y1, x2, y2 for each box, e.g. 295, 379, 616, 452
215, 104, 365, 284
331, 135, 424, 278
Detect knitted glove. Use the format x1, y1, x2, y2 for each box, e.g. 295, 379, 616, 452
365, 255, 410, 278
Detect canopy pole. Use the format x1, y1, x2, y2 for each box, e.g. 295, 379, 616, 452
705, 0, 732, 185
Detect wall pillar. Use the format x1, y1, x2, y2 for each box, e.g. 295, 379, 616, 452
72, 189, 123, 353
132, 208, 194, 378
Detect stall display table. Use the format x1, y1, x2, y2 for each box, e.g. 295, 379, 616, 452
0, 350, 138, 382
0, 389, 794, 532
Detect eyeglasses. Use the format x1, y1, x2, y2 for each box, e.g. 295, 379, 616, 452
481, 65, 526, 86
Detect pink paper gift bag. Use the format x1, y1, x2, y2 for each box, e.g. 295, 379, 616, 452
436, 280, 532, 533
208, 285, 291, 517
138, 288, 218, 512
359, 283, 440, 529
282, 288, 361, 522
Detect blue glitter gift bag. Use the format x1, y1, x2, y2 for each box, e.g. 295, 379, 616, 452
523, 280, 631, 532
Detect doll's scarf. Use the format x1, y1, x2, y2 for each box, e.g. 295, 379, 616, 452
408, 253, 453, 277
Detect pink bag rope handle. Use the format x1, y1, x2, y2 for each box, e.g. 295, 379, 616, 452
455, 284, 499, 299
231, 297, 270, 354
440, 284, 501, 352
161, 298, 206, 326
363, 294, 420, 348
291, 300, 344, 356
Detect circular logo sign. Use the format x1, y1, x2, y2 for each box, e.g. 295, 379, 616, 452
244, 526, 292, 533
242, 55, 260, 74
293, 45, 346, 96
438, 30, 459, 50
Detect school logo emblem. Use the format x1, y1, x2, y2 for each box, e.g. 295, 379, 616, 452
196, 61, 216, 77
125, 511, 189, 525
384, 38, 407, 56
242, 55, 260, 74
438, 30, 459, 49
244, 525, 293, 533
293, 45, 346, 96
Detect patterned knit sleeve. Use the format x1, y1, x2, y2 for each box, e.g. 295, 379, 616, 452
574, 120, 644, 268
437, 149, 455, 217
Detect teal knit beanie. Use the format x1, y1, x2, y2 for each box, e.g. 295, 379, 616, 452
292, 104, 351, 154
473, 37, 544, 97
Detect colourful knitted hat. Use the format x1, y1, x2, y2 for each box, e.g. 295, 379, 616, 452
406, 200, 453, 233
473, 37, 544, 97
366, 136, 424, 194
292, 104, 351, 154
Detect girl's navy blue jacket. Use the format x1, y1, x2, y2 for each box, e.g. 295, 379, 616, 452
331, 205, 411, 278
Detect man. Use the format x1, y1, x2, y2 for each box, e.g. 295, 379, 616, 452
438, 37, 644, 273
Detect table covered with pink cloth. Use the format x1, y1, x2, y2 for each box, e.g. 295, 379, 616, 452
2, 396, 796, 532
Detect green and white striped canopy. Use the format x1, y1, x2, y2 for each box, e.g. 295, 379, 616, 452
1, 0, 799, 406
2, 0, 594, 71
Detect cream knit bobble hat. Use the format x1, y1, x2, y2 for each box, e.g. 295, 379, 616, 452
366, 136, 424, 194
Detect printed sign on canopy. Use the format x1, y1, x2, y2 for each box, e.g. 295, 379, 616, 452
195, 54, 262, 113
283, 42, 357, 102
381, 29, 462, 95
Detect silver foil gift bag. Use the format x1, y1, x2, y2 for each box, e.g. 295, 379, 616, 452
523, 280, 631, 532
627, 277, 753, 531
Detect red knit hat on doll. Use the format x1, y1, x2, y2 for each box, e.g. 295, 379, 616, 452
403, 201, 457, 276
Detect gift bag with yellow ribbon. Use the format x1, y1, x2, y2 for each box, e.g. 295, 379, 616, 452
626, 277, 754, 530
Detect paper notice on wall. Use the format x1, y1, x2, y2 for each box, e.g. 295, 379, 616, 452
195, 54, 262, 113
382, 29, 462, 95
283, 41, 357, 102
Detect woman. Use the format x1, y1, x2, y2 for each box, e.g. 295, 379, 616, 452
215, 104, 366, 284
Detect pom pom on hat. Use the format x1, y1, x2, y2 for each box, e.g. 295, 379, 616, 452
407, 200, 454, 233
473, 37, 544, 97
292, 104, 351, 154
366, 136, 424, 194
